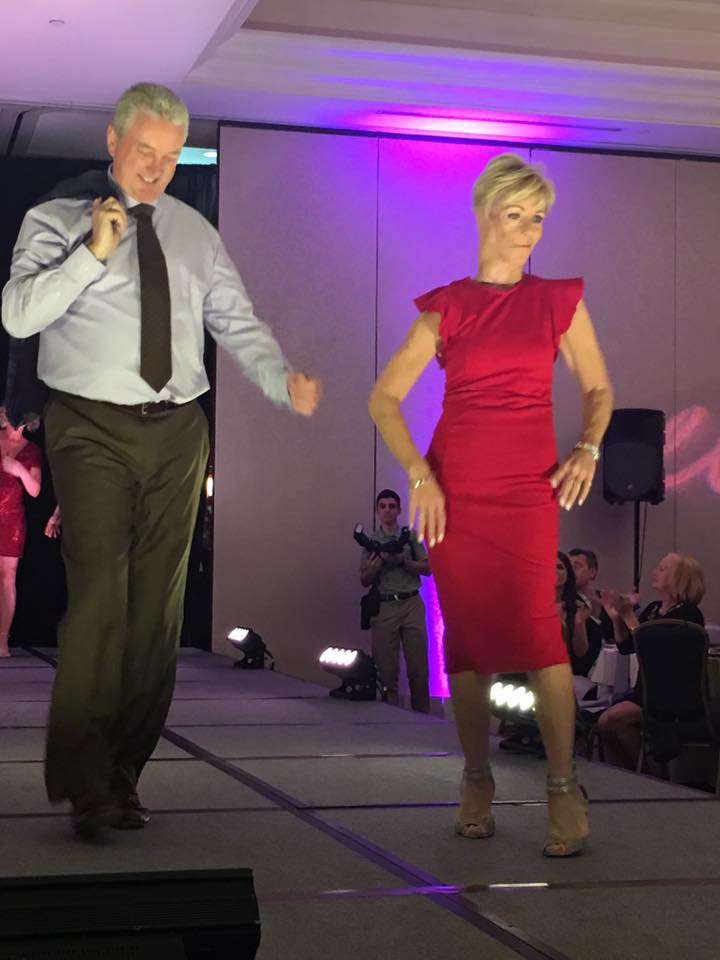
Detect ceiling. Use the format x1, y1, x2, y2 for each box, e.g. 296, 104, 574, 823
3, 0, 720, 158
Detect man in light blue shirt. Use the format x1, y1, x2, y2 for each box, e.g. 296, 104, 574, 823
1, 82, 321, 838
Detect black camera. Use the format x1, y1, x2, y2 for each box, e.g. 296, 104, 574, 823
353, 523, 410, 558
355, 524, 411, 630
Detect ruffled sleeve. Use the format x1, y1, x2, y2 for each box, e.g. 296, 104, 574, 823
414, 283, 455, 367
414, 284, 448, 317
548, 277, 584, 355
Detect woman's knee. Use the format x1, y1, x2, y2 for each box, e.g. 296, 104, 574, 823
599, 702, 641, 734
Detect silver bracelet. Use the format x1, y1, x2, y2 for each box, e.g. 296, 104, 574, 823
575, 441, 600, 461
410, 472, 434, 490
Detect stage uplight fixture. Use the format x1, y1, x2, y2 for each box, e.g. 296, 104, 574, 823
319, 646, 380, 701
229, 627, 274, 670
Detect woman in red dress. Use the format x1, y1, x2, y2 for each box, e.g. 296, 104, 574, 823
0, 408, 42, 657
369, 154, 613, 857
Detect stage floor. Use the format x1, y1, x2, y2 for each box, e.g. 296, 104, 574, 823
1, 647, 719, 959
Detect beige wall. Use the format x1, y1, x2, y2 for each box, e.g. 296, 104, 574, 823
532, 150, 677, 597
214, 127, 720, 689
215, 127, 378, 683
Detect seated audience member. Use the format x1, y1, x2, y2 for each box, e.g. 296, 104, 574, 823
597, 553, 706, 769
569, 548, 614, 675
556, 551, 592, 677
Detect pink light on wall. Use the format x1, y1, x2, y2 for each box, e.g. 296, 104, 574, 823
665, 405, 720, 491
421, 576, 449, 699
355, 111, 603, 144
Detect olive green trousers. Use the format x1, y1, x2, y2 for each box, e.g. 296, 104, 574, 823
43, 391, 209, 805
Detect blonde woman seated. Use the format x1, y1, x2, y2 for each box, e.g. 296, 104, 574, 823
597, 554, 705, 769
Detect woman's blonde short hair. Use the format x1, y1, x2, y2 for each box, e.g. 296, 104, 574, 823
112, 82, 189, 138
472, 153, 555, 216
668, 553, 706, 606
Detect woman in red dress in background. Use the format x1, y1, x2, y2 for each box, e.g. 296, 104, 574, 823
369, 154, 613, 857
0, 408, 42, 657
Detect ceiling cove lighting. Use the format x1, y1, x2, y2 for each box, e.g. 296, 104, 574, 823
356, 112, 622, 143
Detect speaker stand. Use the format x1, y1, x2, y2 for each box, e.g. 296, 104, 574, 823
633, 500, 641, 594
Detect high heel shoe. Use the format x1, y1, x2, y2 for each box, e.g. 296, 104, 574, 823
455, 766, 495, 839
543, 767, 589, 858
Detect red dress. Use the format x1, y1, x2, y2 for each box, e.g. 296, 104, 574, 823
415, 274, 584, 674
0, 441, 41, 558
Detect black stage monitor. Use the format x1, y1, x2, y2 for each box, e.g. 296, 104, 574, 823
0, 868, 260, 959
603, 408, 665, 505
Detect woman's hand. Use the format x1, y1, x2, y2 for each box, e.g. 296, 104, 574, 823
575, 601, 592, 627
1, 456, 22, 477
408, 475, 446, 548
614, 593, 635, 619
550, 448, 597, 510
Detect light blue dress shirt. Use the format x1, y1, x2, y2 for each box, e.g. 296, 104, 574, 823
1, 172, 291, 407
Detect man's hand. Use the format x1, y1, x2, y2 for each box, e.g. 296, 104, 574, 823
380, 551, 404, 567
45, 507, 62, 539
86, 197, 128, 262
287, 372, 322, 416
366, 553, 383, 572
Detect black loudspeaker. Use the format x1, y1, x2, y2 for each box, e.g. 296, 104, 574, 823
602, 408, 665, 504
0, 869, 260, 959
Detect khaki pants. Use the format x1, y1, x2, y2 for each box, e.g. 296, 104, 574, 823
371, 593, 430, 713
43, 392, 209, 805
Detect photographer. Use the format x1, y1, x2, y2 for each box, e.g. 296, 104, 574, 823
359, 489, 431, 713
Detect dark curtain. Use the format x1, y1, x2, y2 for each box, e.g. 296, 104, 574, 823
0, 157, 217, 649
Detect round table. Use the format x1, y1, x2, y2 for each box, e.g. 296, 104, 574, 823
588, 645, 638, 697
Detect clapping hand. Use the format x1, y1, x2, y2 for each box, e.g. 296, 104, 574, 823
575, 599, 592, 626
601, 589, 634, 620
287, 372, 322, 416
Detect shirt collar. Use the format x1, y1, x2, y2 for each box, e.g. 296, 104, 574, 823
108, 165, 162, 211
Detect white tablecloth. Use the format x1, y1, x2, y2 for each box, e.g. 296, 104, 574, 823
589, 645, 638, 695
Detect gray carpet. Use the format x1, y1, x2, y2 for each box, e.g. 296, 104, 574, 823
1, 647, 719, 960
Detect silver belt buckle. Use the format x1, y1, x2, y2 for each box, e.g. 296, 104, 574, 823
139, 402, 150, 417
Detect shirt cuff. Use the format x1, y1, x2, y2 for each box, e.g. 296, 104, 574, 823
63, 242, 106, 285
265, 365, 293, 409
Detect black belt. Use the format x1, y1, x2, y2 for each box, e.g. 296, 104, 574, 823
51, 391, 188, 418
379, 590, 419, 602
108, 400, 187, 417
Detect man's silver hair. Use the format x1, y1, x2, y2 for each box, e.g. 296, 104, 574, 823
112, 83, 189, 137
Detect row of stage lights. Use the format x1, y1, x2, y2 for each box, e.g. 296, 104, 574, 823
228, 628, 538, 719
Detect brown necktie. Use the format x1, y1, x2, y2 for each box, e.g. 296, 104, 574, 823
130, 204, 172, 392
